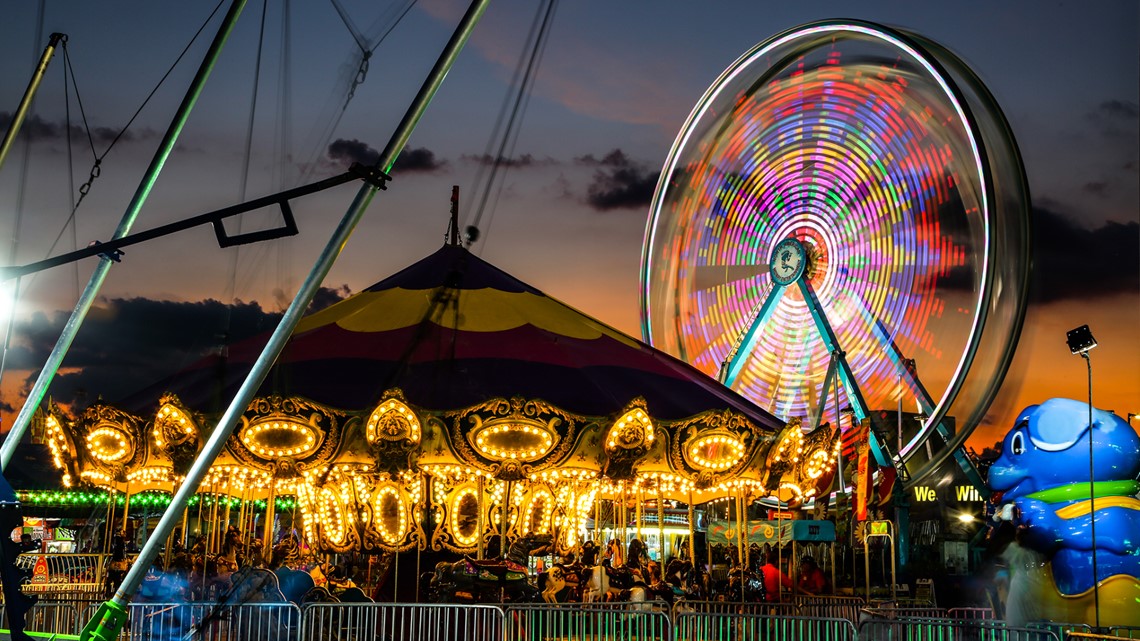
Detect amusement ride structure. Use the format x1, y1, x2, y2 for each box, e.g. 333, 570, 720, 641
641, 20, 1031, 507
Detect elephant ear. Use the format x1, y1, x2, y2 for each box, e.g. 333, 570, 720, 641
1027, 399, 1089, 452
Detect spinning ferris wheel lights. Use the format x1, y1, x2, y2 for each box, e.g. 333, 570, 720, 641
642, 19, 1031, 488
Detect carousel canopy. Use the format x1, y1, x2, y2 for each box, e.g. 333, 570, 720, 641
131, 243, 783, 426
43, 242, 844, 555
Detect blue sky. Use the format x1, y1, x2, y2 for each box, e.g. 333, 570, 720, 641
0, 0, 1136, 447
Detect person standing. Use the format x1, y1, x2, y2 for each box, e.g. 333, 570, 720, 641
760, 550, 793, 602
0, 473, 38, 641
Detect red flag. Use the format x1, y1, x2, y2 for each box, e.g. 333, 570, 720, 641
854, 436, 871, 521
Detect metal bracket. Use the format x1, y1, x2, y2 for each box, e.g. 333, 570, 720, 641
349, 162, 391, 189
212, 200, 299, 248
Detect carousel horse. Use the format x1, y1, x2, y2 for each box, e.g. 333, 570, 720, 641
664, 558, 707, 600
582, 539, 648, 604
428, 556, 539, 603
540, 565, 567, 603
537, 554, 586, 603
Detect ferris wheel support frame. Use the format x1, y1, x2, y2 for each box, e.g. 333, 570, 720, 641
718, 241, 899, 472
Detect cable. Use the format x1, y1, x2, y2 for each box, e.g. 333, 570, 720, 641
31, 0, 229, 282
295, 0, 417, 185
465, 0, 559, 250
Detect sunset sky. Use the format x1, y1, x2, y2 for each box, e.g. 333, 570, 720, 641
0, 0, 1136, 455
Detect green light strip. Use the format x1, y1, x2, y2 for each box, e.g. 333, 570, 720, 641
16, 490, 296, 510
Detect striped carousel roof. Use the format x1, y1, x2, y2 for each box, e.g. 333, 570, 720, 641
139, 243, 782, 429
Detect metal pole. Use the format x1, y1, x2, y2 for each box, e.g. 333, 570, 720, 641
1084, 352, 1100, 629
262, 483, 277, 562
1, 0, 249, 472
476, 475, 485, 560
0, 32, 64, 172
687, 491, 696, 566
80, 2, 488, 635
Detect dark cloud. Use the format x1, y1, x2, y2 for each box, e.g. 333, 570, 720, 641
0, 111, 139, 145
1085, 100, 1140, 138
461, 153, 553, 168
1093, 99, 1140, 121
308, 284, 352, 313
575, 149, 635, 167
326, 139, 444, 173
327, 138, 380, 167
1081, 181, 1109, 197
393, 147, 445, 172
577, 148, 660, 212
6, 287, 353, 408
1030, 205, 1139, 303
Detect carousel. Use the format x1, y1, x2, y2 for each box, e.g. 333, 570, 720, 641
40, 239, 844, 602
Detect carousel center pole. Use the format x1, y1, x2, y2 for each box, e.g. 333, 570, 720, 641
635, 486, 643, 545
262, 482, 277, 562
594, 490, 601, 545
78, 3, 489, 637
476, 475, 485, 560
500, 479, 513, 558
687, 491, 696, 567
656, 484, 665, 563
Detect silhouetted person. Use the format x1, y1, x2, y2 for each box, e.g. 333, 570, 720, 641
0, 473, 38, 641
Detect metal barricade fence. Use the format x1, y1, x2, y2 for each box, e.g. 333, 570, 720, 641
302, 602, 504, 641
675, 610, 856, 641
797, 595, 868, 624
859, 616, 1062, 641
950, 608, 998, 620
863, 606, 949, 620
126, 601, 302, 641
1, 599, 83, 636
504, 601, 669, 641
1107, 627, 1140, 639
670, 599, 801, 618
1028, 621, 1095, 641
16, 553, 108, 588
801, 602, 866, 625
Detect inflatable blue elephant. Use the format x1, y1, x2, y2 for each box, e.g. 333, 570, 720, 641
988, 398, 1140, 624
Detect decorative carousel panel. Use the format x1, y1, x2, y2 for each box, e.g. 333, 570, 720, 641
428, 470, 501, 553
517, 484, 556, 538
233, 396, 342, 470
357, 475, 425, 552
153, 396, 200, 477
667, 409, 770, 493
365, 392, 422, 475
299, 483, 358, 553
762, 417, 842, 507
72, 404, 148, 487
153, 397, 198, 450
684, 431, 747, 472
450, 397, 577, 481
44, 411, 76, 488
602, 401, 655, 480
239, 419, 322, 460
470, 420, 556, 462
86, 425, 134, 465
793, 425, 842, 502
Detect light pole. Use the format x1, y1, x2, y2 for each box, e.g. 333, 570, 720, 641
1066, 324, 1099, 629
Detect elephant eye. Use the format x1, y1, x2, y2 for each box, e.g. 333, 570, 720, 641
1011, 432, 1025, 455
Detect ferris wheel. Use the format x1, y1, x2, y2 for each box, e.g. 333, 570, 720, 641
640, 20, 1031, 489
